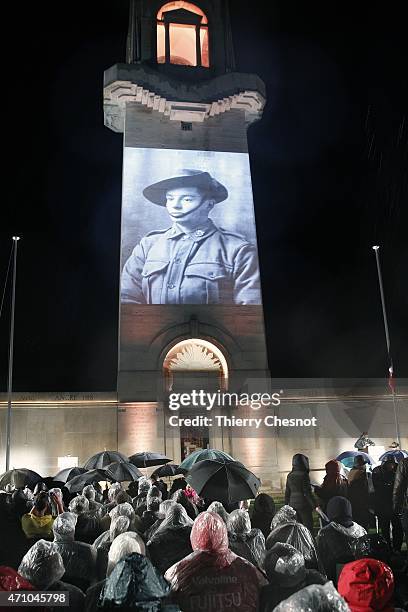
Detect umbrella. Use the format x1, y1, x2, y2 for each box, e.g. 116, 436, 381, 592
64, 469, 111, 494
53, 467, 87, 483
336, 451, 375, 468
128, 452, 172, 468
151, 464, 183, 478
379, 450, 408, 463
186, 459, 261, 504
83, 451, 128, 470
179, 448, 235, 472
105, 461, 143, 482
0, 468, 43, 490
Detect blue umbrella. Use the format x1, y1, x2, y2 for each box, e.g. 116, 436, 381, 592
336, 451, 375, 468
379, 450, 408, 463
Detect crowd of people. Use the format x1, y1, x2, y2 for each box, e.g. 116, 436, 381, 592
0, 454, 406, 611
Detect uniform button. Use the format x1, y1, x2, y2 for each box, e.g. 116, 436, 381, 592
195, 230, 204, 237
167, 283, 175, 289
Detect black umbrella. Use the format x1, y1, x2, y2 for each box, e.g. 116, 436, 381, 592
53, 467, 87, 483
105, 462, 143, 482
186, 459, 261, 504
64, 469, 111, 494
151, 464, 184, 478
128, 452, 172, 468
0, 468, 43, 490
83, 451, 128, 470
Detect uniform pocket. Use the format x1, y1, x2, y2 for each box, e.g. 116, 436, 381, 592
141, 261, 169, 303
184, 263, 230, 303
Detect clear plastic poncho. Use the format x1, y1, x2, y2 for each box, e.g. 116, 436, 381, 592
144, 500, 177, 541
68, 495, 89, 515
266, 505, 319, 568
151, 502, 193, 536
273, 581, 350, 612
207, 501, 229, 524
106, 533, 146, 576
227, 509, 266, 568
138, 477, 151, 495
109, 501, 135, 523
264, 542, 306, 586
53, 518, 97, 588
18, 540, 65, 589
53, 512, 77, 541
108, 482, 123, 502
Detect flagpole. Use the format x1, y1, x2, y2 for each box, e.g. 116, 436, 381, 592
372, 245, 401, 448
5, 237, 20, 471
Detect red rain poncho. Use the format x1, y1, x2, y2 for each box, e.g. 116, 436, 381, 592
338, 558, 395, 612
165, 511, 267, 612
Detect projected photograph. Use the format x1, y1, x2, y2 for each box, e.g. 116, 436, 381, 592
120, 148, 262, 305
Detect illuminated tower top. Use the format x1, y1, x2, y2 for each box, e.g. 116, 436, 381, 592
104, 0, 265, 133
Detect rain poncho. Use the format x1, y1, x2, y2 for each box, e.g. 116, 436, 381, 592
147, 504, 193, 574
251, 494, 276, 539
94, 517, 132, 580
109, 502, 135, 524
351, 534, 392, 564
273, 581, 350, 612
227, 509, 265, 568
100, 552, 170, 610
207, 501, 229, 524
18, 540, 65, 589
144, 500, 177, 541
52, 512, 97, 591
108, 482, 123, 503
338, 559, 395, 612
0, 565, 36, 591
266, 506, 319, 570
317, 497, 366, 582
165, 512, 267, 612
69, 495, 89, 515
107, 532, 146, 576
171, 489, 197, 520
48, 488, 64, 517
259, 543, 327, 612
82, 485, 103, 517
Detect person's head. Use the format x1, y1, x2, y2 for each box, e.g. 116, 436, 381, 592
109, 502, 135, 524
18, 540, 65, 589
108, 482, 123, 503
190, 511, 229, 554
33, 491, 50, 515
382, 458, 397, 472
53, 512, 77, 541
274, 582, 349, 612
82, 485, 96, 501
115, 490, 132, 505
146, 496, 160, 512
227, 509, 251, 535
326, 496, 353, 528
207, 501, 229, 524
271, 505, 297, 530
325, 460, 341, 476
158, 499, 176, 517
338, 558, 395, 612
165, 185, 214, 226
137, 477, 151, 495
264, 543, 306, 587
150, 473, 159, 483
253, 493, 275, 517
107, 533, 146, 576
109, 516, 130, 542
353, 455, 367, 468
292, 454, 310, 472
68, 495, 89, 515
147, 486, 162, 502
33, 482, 48, 496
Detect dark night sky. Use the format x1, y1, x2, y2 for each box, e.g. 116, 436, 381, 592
1, 1, 407, 391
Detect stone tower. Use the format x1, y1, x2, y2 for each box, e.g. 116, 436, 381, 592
104, 0, 272, 474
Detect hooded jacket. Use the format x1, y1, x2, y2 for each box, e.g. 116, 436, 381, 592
338, 558, 396, 612
251, 494, 276, 539
285, 455, 315, 512
266, 506, 319, 570
317, 461, 348, 510
165, 512, 267, 612
393, 458, 408, 513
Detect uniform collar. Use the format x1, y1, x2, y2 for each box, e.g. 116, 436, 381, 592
166, 219, 217, 242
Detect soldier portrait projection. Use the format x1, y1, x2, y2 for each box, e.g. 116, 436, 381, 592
120, 148, 262, 306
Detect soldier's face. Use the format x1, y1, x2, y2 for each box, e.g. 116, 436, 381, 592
165, 187, 212, 220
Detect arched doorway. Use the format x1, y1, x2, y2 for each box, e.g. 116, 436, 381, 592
163, 338, 228, 459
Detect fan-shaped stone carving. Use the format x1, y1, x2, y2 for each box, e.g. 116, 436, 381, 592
169, 343, 222, 371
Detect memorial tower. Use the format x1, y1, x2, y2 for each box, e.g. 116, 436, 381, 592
104, 0, 272, 473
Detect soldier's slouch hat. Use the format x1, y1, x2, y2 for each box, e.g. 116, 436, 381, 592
143, 169, 228, 205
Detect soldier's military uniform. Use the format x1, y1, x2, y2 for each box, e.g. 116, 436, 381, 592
121, 219, 261, 305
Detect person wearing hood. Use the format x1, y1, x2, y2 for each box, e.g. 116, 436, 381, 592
372, 458, 403, 552
338, 558, 404, 612
18, 540, 85, 611
227, 509, 266, 568
52, 512, 97, 592
250, 493, 276, 539
272, 581, 350, 612
144, 499, 177, 542
266, 505, 320, 571
285, 454, 316, 532
393, 457, 408, 550
207, 501, 230, 525
82, 486, 103, 518
169, 476, 188, 497
259, 543, 327, 611
68, 495, 102, 544
147, 503, 194, 575
316, 496, 366, 583
316, 460, 349, 511
348, 455, 371, 530
165, 511, 267, 611
84, 532, 146, 612
171, 488, 198, 520
21, 491, 63, 540
99, 551, 171, 611
132, 477, 152, 517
